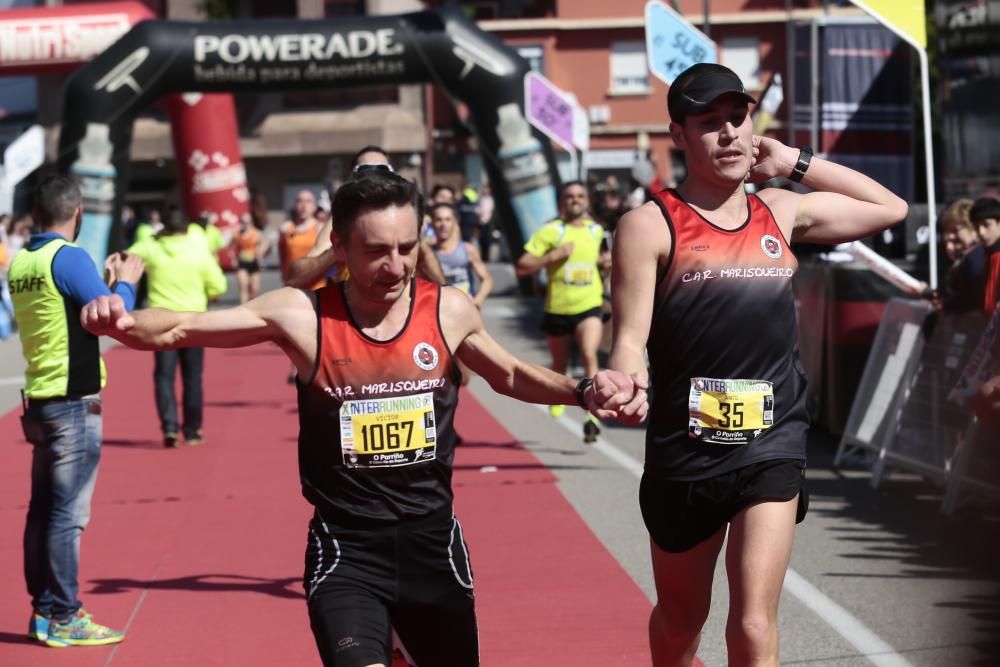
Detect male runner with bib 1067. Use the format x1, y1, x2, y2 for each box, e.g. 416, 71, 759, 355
81, 172, 640, 667
608, 63, 908, 666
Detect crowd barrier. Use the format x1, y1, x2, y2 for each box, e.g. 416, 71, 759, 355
795, 258, 907, 432
834, 298, 999, 512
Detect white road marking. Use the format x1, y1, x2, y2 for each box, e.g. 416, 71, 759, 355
535, 404, 915, 667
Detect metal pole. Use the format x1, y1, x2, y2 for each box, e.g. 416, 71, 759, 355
703, 0, 710, 37
841, 2, 939, 287
786, 0, 796, 146
918, 46, 938, 289
810, 18, 820, 153
423, 84, 433, 193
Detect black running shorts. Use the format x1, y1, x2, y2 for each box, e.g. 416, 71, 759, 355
304, 507, 479, 667
639, 458, 808, 553
540, 306, 603, 337
237, 259, 261, 274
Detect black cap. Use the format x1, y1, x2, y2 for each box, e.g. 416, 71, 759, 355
667, 63, 757, 124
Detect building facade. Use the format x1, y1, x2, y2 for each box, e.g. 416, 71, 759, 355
3, 0, 897, 221
425, 0, 866, 191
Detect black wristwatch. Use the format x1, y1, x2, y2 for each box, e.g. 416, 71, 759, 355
788, 146, 813, 183
575, 377, 594, 409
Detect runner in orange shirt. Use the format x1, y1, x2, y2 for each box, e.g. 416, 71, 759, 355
234, 213, 270, 304
279, 190, 322, 290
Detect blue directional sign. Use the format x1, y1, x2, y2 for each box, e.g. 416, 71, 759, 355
645, 0, 717, 85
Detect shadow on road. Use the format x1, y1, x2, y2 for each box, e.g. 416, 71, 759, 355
88, 574, 303, 600
807, 431, 1000, 661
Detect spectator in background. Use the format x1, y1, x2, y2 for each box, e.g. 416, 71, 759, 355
430, 183, 456, 206
457, 180, 480, 244
970, 197, 1000, 314
234, 212, 269, 304
940, 198, 987, 313
9, 214, 33, 255
0, 215, 13, 339
279, 190, 321, 289
626, 177, 644, 210
430, 203, 493, 308
133, 207, 163, 244
431, 202, 494, 392
477, 183, 496, 262
121, 206, 138, 247
594, 181, 630, 233
128, 208, 227, 447
189, 213, 226, 257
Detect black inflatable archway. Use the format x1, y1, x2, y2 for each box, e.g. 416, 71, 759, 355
57, 8, 561, 261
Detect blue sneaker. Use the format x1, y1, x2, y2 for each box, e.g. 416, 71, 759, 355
28, 612, 50, 641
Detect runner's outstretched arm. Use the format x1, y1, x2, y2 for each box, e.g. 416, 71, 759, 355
605, 203, 666, 424
80, 287, 313, 352
441, 288, 636, 419
751, 136, 909, 244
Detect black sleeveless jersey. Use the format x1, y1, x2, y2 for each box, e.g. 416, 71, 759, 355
644, 189, 809, 481
296, 279, 461, 525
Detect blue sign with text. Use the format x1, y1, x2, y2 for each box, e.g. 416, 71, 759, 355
645, 0, 717, 85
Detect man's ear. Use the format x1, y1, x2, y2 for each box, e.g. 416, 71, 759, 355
330, 227, 348, 262
668, 121, 685, 149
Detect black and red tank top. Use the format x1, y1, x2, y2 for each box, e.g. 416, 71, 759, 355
645, 189, 809, 481
297, 279, 460, 525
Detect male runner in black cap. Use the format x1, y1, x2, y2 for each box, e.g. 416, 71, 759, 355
609, 63, 908, 665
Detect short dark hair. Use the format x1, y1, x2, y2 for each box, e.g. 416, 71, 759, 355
431, 183, 455, 199
331, 171, 424, 240
430, 202, 457, 217
163, 207, 187, 234
351, 145, 389, 168
560, 180, 587, 196
969, 197, 1000, 224
32, 176, 81, 229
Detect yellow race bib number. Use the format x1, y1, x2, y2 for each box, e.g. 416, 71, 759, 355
688, 378, 774, 445
563, 263, 594, 286
340, 393, 437, 468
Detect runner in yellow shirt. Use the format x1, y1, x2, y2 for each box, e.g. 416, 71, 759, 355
516, 181, 611, 442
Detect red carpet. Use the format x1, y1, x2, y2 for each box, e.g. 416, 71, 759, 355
0, 344, 652, 665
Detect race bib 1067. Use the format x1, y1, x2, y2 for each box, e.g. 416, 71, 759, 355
339, 392, 437, 468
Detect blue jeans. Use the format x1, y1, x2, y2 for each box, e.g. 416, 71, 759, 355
153, 348, 204, 438
22, 397, 102, 620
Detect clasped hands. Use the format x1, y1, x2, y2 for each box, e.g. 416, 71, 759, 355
584, 369, 649, 425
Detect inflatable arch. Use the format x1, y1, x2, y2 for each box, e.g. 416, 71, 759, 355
0, 1, 251, 263
57, 7, 562, 265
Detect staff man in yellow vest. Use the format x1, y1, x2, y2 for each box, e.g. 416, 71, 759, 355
128, 209, 227, 447
517, 180, 611, 442
9, 175, 144, 648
